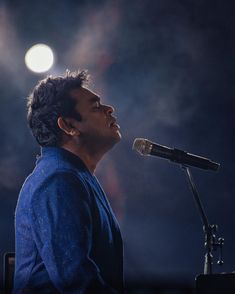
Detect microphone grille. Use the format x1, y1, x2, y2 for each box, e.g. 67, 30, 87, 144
132, 138, 152, 155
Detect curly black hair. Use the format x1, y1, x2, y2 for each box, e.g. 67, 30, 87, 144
27, 70, 89, 146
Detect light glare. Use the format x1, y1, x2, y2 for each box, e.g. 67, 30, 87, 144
25, 44, 54, 73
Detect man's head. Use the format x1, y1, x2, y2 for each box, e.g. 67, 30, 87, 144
27, 70, 121, 151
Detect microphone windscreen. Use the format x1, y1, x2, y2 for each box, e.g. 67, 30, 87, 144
132, 138, 150, 155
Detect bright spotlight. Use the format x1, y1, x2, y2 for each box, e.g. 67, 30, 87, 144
25, 44, 54, 73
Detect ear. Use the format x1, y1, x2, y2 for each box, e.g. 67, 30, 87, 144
57, 117, 80, 136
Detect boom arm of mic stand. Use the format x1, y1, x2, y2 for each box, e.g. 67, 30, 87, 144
181, 165, 215, 275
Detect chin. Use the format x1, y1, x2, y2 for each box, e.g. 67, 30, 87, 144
113, 130, 122, 142
107, 133, 121, 149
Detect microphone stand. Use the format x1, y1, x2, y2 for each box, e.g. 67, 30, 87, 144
181, 165, 224, 274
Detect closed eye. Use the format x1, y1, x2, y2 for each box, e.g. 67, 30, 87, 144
93, 101, 100, 108
93, 101, 101, 109
90, 95, 101, 110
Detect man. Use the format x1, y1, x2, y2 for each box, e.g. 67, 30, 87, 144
14, 70, 124, 293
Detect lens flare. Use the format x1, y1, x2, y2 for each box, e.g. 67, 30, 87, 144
25, 44, 54, 73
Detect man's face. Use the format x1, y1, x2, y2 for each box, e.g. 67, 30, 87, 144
70, 87, 121, 150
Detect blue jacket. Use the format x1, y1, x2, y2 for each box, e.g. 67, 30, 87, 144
14, 147, 124, 293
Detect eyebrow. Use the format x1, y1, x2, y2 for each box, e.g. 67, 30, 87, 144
89, 95, 100, 103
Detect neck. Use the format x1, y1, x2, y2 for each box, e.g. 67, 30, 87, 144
60, 141, 106, 174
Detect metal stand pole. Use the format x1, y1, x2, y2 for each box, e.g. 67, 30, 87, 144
181, 165, 224, 274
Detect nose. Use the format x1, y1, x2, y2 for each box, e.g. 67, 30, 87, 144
104, 104, 114, 115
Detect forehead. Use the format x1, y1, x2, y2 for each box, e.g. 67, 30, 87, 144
70, 87, 99, 105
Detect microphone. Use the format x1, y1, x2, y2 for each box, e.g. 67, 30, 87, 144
132, 138, 220, 171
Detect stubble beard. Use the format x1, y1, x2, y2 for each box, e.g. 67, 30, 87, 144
80, 130, 121, 157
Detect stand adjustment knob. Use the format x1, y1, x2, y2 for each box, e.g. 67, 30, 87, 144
217, 237, 224, 266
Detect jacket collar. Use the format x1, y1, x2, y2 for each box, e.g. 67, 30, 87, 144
39, 147, 89, 173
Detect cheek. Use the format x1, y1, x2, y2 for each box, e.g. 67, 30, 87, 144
76, 112, 108, 133
79, 120, 105, 134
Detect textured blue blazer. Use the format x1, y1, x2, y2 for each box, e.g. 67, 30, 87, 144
14, 147, 124, 293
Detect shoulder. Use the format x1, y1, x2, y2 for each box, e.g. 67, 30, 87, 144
35, 170, 89, 198
42, 170, 87, 192
26, 170, 93, 218
18, 170, 91, 210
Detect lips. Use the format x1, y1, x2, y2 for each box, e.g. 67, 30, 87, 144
109, 118, 120, 129
109, 118, 116, 127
